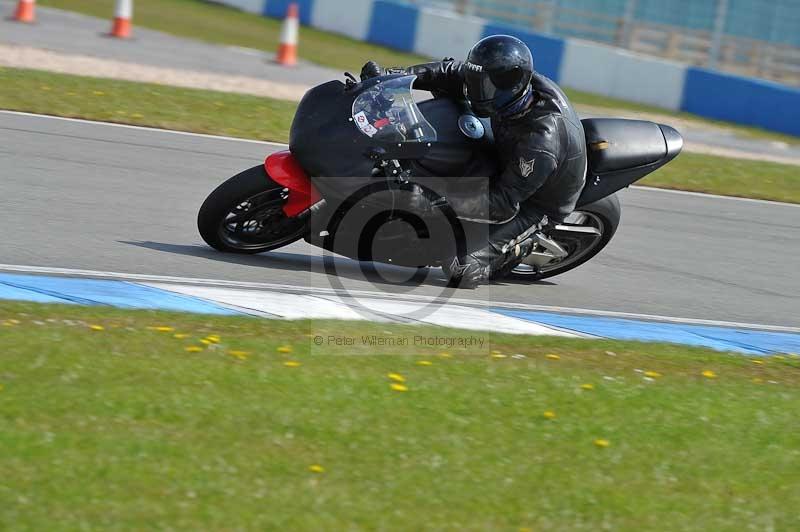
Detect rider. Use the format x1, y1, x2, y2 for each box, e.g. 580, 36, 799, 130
360, 35, 587, 288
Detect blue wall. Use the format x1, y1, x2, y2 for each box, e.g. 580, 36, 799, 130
682, 67, 800, 136
366, 1, 419, 52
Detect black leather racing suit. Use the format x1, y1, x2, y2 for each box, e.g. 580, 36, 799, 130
407, 60, 588, 285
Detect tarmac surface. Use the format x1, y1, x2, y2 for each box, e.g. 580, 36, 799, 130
2, 111, 798, 328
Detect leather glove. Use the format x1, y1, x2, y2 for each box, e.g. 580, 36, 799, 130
360, 60, 382, 81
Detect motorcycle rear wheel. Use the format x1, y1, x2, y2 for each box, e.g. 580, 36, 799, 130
509, 194, 621, 281
198, 165, 308, 254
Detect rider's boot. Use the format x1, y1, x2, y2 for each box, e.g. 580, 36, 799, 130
442, 212, 548, 288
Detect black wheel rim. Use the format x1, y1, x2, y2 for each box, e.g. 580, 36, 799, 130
217, 188, 307, 251
512, 211, 605, 276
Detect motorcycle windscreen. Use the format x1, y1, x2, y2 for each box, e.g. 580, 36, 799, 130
351, 76, 437, 144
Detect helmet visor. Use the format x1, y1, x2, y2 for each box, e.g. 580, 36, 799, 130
465, 66, 525, 116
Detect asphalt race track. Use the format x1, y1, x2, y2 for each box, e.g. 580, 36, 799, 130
2, 111, 799, 328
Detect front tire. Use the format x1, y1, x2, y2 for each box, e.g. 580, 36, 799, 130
509, 194, 621, 281
198, 165, 308, 254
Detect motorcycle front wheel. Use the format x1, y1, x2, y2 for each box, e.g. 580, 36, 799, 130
198, 165, 308, 254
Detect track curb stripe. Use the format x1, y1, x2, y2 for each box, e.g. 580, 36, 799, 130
1, 270, 798, 354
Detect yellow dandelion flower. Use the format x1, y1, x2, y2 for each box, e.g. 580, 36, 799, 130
546, 354, 560, 360
89, 325, 105, 331
543, 410, 556, 419
204, 335, 220, 344
491, 353, 508, 359
277, 345, 293, 354
148, 326, 174, 332
702, 370, 717, 379
387, 373, 405, 383
390, 383, 409, 392
644, 371, 662, 378
594, 438, 611, 448
490, 350, 503, 356
752, 359, 764, 365
308, 464, 325, 473
200, 339, 213, 345
173, 333, 189, 339
67, 91, 77, 96
184, 346, 203, 353
439, 352, 453, 358
416, 360, 433, 366
283, 361, 301, 367
131, 113, 144, 119
93, 91, 105, 96
228, 350, 250, 361
580, 383, 595, 390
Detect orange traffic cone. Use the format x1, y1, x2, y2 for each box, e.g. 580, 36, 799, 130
13, 0, 35, 23
276, 3, 299, 66
109, 0, 132, 39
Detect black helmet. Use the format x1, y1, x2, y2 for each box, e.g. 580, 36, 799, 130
464, 35, 534, 117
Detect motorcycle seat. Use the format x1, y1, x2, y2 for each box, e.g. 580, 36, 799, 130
582, 118, 674, 174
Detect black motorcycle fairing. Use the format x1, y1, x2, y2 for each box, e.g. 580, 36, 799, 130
413, 98, 499, 178
290, 80, 374, 181
584, 119, 666, 172
577, 119, 683, 207
290, 76, 436, 207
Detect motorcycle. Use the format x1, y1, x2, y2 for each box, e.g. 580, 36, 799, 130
198, 74, 682, 282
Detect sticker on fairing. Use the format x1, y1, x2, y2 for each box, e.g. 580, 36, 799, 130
354, 111, 378, 138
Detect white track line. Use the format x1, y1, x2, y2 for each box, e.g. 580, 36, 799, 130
4, 110, 796, 208
2, 263, 798, 334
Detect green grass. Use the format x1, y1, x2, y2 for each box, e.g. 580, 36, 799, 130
38, 0, 800, 147
37, 0, 429, 73
643, 152, 800, 203
0, 67, 297, 142
2, 67, 799, 202
1, 301, 799, 530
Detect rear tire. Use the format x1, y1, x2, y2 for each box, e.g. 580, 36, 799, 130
508, 194, 621, 281
198, 165, 308, 254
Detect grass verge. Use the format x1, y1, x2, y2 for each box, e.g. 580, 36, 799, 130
642, 152, 800, 203
38, 0, 800, 147
2, 66, 799, 203
0, 67, 297, 142
1, 301, 799, 530
37, 0, 429, 73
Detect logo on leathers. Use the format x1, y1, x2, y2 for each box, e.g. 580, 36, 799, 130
519, 157, 536, 177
